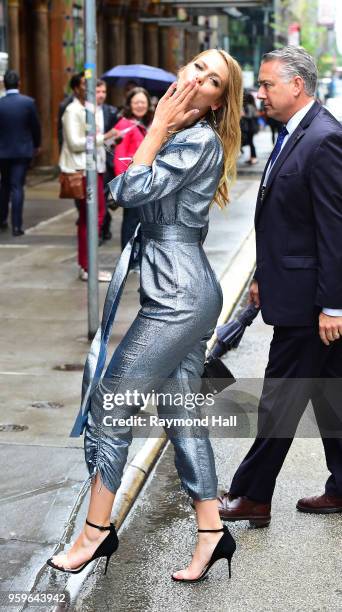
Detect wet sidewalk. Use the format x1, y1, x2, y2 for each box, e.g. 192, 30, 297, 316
0, 167, 260, 600
76, 298, 342, 612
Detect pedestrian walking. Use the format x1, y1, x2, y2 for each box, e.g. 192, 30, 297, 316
243, 91, 259, 165
0, 70, 41, 236
47, 48, 243, 583
218, 46, 342, 527
266, 115, 282, 145
113, 87, 154, 252
59, 73, 120, 282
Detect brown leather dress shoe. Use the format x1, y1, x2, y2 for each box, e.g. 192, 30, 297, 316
218, 493, 271, 528
296, 493, 342, 514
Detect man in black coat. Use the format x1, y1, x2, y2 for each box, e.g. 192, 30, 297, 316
0, 70, 41, 236
218, 47, 342, 526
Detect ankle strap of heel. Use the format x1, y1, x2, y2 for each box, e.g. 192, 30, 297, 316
86, 518, 112, 531
198, 527, 224, 533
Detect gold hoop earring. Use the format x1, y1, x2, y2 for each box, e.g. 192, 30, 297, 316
211, 108, 217, 128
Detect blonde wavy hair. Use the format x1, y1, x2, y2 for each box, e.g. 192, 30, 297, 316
191, 49, 243, 208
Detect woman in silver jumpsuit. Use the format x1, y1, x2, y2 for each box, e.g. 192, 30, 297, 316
48, 49, 243, 583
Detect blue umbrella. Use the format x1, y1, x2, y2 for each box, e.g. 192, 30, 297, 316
211, 303, 260, 359
101, 64, 176, 94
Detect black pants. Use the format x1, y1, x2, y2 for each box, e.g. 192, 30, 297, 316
0, 158, 30, 230
247, 131, 257, 159
230, 326, 342, 502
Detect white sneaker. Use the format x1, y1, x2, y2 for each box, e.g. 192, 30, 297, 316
79, 268, 112, 283
98, 270, 112, 282
79, 268, 88, 281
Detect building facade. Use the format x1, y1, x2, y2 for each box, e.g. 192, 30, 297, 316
4, 0, 273, 167
5, 0, 194, 166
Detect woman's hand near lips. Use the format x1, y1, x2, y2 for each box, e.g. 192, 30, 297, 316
131, 79, 200, 167
152, 79, 200, 135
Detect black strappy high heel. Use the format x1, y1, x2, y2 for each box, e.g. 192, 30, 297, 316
171, 525, 236, 583
46, 518, 119, 575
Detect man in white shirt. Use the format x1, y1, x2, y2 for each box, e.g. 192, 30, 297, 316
95, 79, 120, 241
218, 46, 342, 525
60, 73, 119, 282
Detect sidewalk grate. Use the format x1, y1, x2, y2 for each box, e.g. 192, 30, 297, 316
0, 424, 28, 432
31, 401, 64, 410
53, 363, 84, 371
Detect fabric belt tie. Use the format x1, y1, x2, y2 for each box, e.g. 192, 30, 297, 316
141, 223, 205, 243
69, 222, 208, 437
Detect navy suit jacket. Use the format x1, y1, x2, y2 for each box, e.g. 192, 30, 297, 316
254, 101, 342, 326
0, 92, 41, 159
102, 103, 119, 133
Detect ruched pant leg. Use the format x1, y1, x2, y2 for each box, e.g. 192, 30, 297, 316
157, 338, 218, 501
84, 313, 218, 500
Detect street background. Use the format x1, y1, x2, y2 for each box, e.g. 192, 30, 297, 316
0, 0, 342, 610
0, 130, 341, 611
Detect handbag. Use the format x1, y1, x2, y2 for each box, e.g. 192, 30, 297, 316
59, 171, 85, 200
201, 357, 236, 395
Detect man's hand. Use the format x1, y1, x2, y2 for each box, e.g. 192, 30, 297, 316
104, 127, 122, 142
112, 129, 123, 145
319, 312, 342, 346
248, 280, 260, 308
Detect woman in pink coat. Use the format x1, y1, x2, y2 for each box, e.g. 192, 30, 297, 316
114, 87, 153, 251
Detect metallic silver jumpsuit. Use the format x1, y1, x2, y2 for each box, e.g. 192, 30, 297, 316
70, 119, 224, 500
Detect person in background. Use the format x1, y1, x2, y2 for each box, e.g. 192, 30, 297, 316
57, 74, 81, 152
150, 95, 159, 112
243, 91, 259, 165
113, 87, 154, 252
58, 72, 85, 221
95, 79, 120, 242
123, 80, 138, 98
59, 73, 120, 282
0, 69, 41, 236
267, 115, 282, 145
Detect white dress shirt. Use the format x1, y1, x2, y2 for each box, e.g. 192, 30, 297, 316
264, 100, 342, 317
263, 99, 315, 186
95, 105, 106, 174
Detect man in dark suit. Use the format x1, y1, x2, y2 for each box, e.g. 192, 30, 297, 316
218, 47, 342, 526
0, 70, 41, 236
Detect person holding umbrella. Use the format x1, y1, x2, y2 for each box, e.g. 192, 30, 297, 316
113, 87, 154, 253
218, 46, 342, 527
47, 49, 243, 583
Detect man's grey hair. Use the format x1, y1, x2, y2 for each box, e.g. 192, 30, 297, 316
262, 46, 317, 97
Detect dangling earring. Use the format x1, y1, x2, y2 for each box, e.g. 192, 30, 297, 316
211, 108, 217, 128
